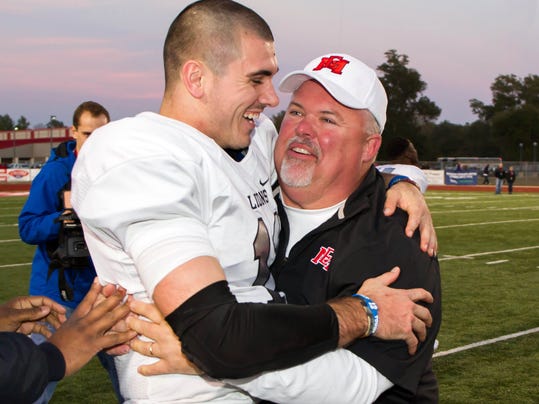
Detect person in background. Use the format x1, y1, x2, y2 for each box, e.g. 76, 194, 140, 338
482, 164, 490, 184
506, 166, 516, 194
494, 162, 505, 194
18, 101, 122, 402
0, 281, 134, 404
385, 136, 420, 166
377, 136, 428, 193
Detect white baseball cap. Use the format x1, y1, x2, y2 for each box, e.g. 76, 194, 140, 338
279, 53, 388, 133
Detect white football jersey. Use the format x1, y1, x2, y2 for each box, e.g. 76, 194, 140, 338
71, 112, 280, 403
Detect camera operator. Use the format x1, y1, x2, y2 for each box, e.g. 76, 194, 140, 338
18, 101, 122, 403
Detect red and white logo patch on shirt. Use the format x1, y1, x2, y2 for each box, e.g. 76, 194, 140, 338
310, 246, 335, 271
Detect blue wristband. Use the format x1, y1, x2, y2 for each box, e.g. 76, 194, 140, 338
352, 294, 379, 337
387, 175, 418, 190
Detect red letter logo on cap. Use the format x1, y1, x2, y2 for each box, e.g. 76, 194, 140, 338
312, 56, 349, 75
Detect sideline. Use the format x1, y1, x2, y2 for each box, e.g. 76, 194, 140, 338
434, 327, 539, 358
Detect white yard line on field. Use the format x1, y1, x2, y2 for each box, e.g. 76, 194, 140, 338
0, 239, 21, 243
438, 245, 539, 261
434, 327, 539, 358
485, 259, 509, 265
431, 206, 539, 214
0, 262, 31, 269
435, 218, 539, 229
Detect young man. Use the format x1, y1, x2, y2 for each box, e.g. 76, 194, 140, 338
71, 1, 435, 402
127, 54, 441, 403
18, 101, 121, 402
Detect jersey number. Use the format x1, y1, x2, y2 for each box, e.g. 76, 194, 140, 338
252, 218, 270, 286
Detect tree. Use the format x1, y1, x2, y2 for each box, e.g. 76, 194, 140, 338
16, 116, 30, 130
377, 49, 441, 160
0, 114, 15, 130
491, 105, 539, 160
470, 74, 524, 121
469, 74, 539, 160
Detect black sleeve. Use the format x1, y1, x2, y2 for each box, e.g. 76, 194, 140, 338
0, 332, 66, 404
166, 280, 339, 379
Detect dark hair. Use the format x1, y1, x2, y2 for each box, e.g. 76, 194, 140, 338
163, 0, 274, 87
72, 101, 110, 128
385, 136, 419, 166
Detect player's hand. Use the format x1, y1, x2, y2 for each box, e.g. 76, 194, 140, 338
97, 283, 134, 356
384, 181, 437, 256
48, 279, 136, 377
0, 295, 67, 336
357, 267, 433, 355
127, 298, 202, 376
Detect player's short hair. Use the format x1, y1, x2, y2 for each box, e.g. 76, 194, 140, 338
163, 0, 274, 87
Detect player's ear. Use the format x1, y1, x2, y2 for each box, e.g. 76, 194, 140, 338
181, 60, 207, 98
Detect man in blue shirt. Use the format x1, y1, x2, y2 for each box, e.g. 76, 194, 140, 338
18, 101, 122, 403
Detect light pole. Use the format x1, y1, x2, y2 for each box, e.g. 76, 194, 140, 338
519, 143, 523, 165
12, 126, 19, 163
49, 115, 56, 150
534, 141, 537, 164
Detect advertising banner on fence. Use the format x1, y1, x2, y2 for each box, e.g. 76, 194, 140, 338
423, 169, 445, 186
445, 171, 478, 185
5, 168, 32, 182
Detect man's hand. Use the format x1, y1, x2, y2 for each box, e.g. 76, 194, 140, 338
127, 299, 201, 376
328, 267, 433, 355
0, 295, 67, 336
358, 267, 433, 354
48, 279, 136, 377
385, 181, 437, 256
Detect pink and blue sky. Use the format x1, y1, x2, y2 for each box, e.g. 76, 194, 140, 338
1, 0, 538, 127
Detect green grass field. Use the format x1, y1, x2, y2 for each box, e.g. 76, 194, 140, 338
1, 190, 538, 403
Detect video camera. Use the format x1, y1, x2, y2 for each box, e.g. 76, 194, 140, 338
55, 208, 90, 265
48, 189, 91, 301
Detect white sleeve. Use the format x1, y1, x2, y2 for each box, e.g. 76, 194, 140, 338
224, 349, 393, 404
377, 164, 428, 193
